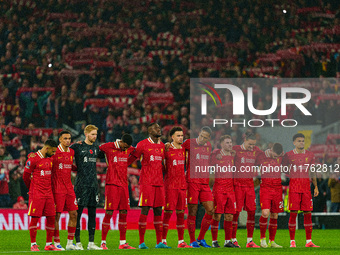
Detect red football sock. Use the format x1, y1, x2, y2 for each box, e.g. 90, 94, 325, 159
224, 220, 233, 241
67, 226, 76, 241
54, 228, 60, 243
197, 214, 212, 240
304, 213, 313, 240
268, 218, 277, 242
119, 213, 127, 241
187, 215, 196, 243
154, 215, 163, 244
138, 214, 147, 244
176, 212, 185, 241
288, 212, 297, 240
46, 216, 55, 243
247, 211, 255, 238
232, 212, 239, 239
211, 219, 219, 241
101, 213, 112, 242
29, 217, 39, 243
162, 212, 172, 240
259, 216, 268, 239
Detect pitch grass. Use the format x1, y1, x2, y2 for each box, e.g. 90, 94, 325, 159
0, 229, 339, 254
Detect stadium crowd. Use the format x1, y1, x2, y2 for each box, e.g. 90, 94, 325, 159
0, 0, 340, 213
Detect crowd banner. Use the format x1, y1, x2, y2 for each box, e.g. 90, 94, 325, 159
15, 87, 55, 98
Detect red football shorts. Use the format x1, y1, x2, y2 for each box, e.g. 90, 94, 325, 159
213, 191, 236, 214
54, 193, 78, 213
138, 185, 164, 207
260, 187, 284, 213
288, 192, 313, 211
28, 196, 56, 217
164, 188, 187, 211
187, 183, 213, 205
104, 184, 130, 211
234, 186, 256, 212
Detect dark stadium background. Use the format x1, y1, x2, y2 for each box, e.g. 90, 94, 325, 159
0, 0, 339, 230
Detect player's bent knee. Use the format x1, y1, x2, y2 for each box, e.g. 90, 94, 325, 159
224, 214, 233, 221
119, 210, 127, 215
69, 210, 77, 218
188, 204, 198, 215
141, 206, 150, 215
262, 210, 270, 218
213, 213, 221, 221
153, 207, 162, 216
106, 210, 113, 215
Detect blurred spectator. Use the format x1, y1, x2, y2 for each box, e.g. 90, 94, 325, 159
20, 91, 51, 127
0, 145, 12, 160
328, 166, 340, 213
312, 173, 329, 212
128, 175, 139, 208
12, 196, 27, 209
0, 165, 10, 207
8, 169, 21, 205
131, 126, 144, 147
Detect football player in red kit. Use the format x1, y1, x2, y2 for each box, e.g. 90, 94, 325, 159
210, 135, 238, 248
183, 126, 214, 248
23, 139, 60, 251
99, 134, 135, 250
232, 132, 262, 248
52, 131, 79, 250
256, 143, 284, 248
128, 123, 170, 249
283, 133, 319, 248
162, 127, 192, 248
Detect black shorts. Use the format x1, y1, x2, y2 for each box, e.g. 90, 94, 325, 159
75, 186, 99, 207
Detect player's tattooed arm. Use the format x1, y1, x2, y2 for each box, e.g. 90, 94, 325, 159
164, 142, 171, 151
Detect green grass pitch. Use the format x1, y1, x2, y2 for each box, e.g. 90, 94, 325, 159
0, 229, 339, 254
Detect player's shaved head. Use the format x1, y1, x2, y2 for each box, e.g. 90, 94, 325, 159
201, 126, 212, 135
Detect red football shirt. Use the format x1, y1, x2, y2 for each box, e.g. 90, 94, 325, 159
233, 144, 262, 187
282, 149, 315, 193
183, 138, 212, 185
132, 137, 165, 186
256, 149, 282, 190
24, 150, 53, 198
99, 140, 134, 187
52, 144, 75, 194
210, 149, 234, 193
164, 143, 187, 190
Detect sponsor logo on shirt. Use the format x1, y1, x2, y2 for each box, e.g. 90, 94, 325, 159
40, 170, 51, 176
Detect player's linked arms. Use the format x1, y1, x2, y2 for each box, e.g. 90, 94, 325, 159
28, 152, 36, 158
164, 142, 171, 152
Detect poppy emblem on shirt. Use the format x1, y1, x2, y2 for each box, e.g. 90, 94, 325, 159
155, 148, 159, 153
178, 153, 182, 157
90, 150, 93, 154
